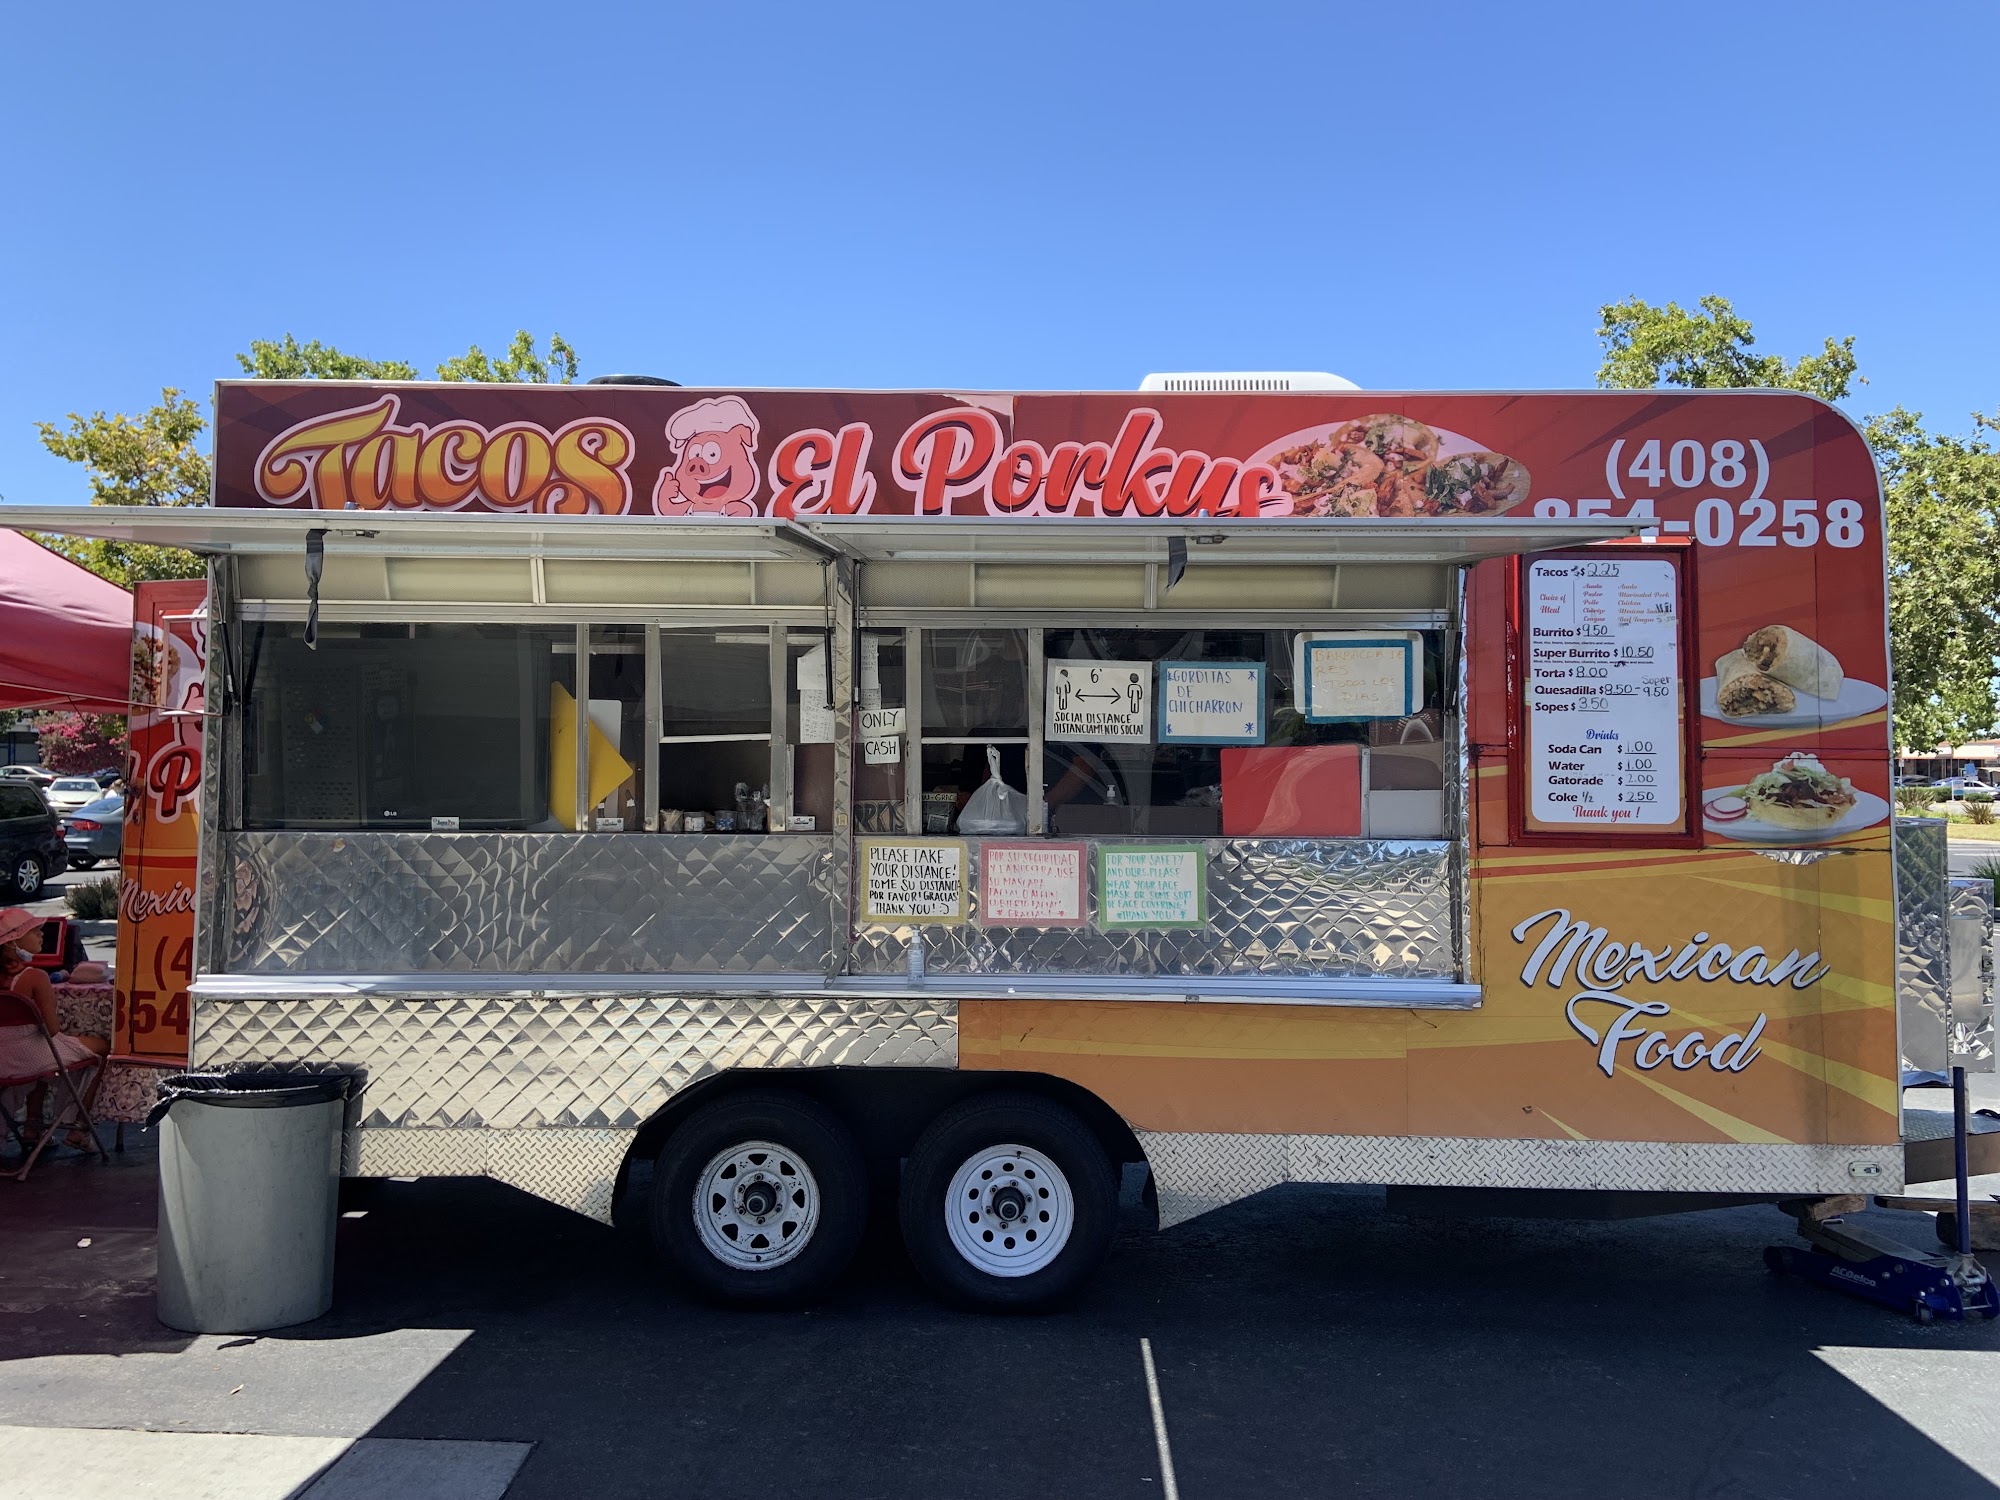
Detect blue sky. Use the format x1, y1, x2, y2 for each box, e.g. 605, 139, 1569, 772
2, 0, 1992, 507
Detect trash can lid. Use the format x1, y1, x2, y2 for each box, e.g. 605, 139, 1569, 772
148, 1071, 353, 1127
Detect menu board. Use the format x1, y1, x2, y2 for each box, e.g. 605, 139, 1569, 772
860, 839, 967, 923
1097, 845, 1206, 930
1524, 556, 1684, 831
979, 842, 1087, 927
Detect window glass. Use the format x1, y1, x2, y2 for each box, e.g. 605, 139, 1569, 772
585, 625, 647, 833
1041, 628, 1447, 838
0, 785, 44, 819
923, 629, 1028, 737
242, 623, 572, 831
784, 630, 835, 834
658, 627, 770, 832
854, 629, 908, 833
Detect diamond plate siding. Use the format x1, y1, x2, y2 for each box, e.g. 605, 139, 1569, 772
192, 989, 957, 1131
1896, 819, 1951, 1078
348, 1128, 633, 1222
224, 832, 837, 974
1138, 1132, 1907, 1228
1949, 877, 1996, 1071
853, 838, 1455, 978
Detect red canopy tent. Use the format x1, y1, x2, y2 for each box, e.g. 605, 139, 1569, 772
0, 527, 133, 713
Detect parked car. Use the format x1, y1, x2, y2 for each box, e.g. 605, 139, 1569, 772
89, 766, 123, 787
1895, 773, 1937, 787
43, 776, 106, 813
0, 779, 66, 898
1932, 776, 1994, 798
61, 793, 124, 869
0, 765, 54, 787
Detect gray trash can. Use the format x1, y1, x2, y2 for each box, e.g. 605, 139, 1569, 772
152, 1072, 351, 1333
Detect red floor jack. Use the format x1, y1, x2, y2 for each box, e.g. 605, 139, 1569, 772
1765, 1068, 1997, 1322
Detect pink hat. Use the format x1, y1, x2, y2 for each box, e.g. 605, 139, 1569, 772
0, 907, 43, 945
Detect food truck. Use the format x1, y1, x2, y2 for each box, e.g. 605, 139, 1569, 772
14, 379, 1995, 1311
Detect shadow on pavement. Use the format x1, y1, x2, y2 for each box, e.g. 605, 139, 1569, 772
6, 1146, 1999, 1499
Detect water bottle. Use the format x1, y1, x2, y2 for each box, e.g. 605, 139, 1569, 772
906, 933, 926, 986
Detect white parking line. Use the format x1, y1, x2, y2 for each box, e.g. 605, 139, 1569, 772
1139, 1337, 1181, 1500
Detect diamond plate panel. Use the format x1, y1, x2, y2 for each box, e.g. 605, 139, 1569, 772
348, 1127, 632, 1222
853, 838, 1454, 979
224, 832, 837, 974
1896, 819, 1951, 1077
1138, 1131, 1907, 1228
1949, 877, 1996, 1071
192, 989, 957, 1130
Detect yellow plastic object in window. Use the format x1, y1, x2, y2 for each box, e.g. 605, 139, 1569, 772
548, 681, 635, 831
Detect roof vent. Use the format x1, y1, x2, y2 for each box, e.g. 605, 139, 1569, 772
1137, 370, 1358, 393
586, 374, 681, 387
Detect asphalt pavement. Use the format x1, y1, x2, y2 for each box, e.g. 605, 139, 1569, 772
3, 1137, 1998, 1500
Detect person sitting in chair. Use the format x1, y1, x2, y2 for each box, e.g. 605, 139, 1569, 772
0, 907, 107, 1150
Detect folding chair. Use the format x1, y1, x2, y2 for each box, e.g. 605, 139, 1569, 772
0, 991, 108, 1181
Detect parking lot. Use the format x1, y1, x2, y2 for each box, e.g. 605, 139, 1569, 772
4, 1134, 1998, 1500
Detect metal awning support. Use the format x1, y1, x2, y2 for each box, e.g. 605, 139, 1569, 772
0, 507, 842, 564
797, 515, 1651, 566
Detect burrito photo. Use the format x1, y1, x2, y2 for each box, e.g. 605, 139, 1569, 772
1742, 624, 1843, 700
1714, 648, 1796, 718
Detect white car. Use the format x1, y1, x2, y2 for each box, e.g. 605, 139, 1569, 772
43, 776, 107, 812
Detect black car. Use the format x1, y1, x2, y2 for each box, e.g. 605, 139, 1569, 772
0, 779, 67, 899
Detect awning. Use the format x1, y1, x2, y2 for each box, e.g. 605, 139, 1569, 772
0, 505, 1649, 569
0, 507, 841, 564
799, 515, 1649, 566
0, 528, 133, 713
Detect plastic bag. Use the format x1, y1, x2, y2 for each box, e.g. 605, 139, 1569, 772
956, 745, 1027, 835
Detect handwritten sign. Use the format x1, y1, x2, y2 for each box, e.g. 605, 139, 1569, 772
859, 704, 905, 765
860, 839, 967, 924
1524, 556, 1684, 831
1159, 662, 1264, 745
979, 842, 1087, 927
1047, 660, 1151, 741
1097, 844, 1206, 930
1304, 638, 1415, 721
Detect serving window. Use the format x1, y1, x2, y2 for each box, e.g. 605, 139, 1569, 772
866, 623, 1452, 841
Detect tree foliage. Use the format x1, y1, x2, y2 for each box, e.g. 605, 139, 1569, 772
30, 711, 126, 775
1597, 294, 1859, 402
1596, 295, 1998, 749
36, 331, 581, 587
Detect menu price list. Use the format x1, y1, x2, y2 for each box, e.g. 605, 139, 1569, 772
1525, 557, 1683, 830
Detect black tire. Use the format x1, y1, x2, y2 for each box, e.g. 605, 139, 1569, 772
899, 1092, 1117, 1311
67, 856, 96, 871
8, 854, 44, 900
650, 1091, 866, 1307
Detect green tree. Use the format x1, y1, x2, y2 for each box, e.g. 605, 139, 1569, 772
1595, 295, 1999, 749
236, 335, 418, 381
1597, 294, 1859, 401
38, 331, 582, 587
435, 330, 579, 384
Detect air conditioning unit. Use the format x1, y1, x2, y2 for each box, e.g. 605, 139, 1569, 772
1137, 370, 1358, 393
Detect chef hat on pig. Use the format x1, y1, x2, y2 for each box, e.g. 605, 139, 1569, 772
666, 395, 760, 449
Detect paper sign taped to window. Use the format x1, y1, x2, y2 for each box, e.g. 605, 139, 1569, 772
861, 839, 967, 924
1096, 844, 1205, 929
1047, 660, 1151, 741
863, 735, 902, 765
979, 842, 1087, 927
1159, 662, 1264, 745
1304, 639, 1415, 721
799, 685, 835, 744
858, 706, 906, 738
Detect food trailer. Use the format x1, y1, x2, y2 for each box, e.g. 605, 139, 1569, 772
15, 380, 1994, 1310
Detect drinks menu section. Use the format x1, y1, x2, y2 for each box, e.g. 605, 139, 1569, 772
1525, 556, 1684, 832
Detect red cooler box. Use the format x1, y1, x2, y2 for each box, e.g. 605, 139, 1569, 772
1220, 746, 1363, 837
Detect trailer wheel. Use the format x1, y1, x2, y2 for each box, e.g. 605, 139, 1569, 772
651, 1091, 866, 1306
899, 1092, 1117, 1311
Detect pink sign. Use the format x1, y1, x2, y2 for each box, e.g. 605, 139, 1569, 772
979, 842, 1088, 928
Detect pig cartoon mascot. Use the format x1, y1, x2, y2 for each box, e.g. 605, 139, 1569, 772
654, 395, 762, 516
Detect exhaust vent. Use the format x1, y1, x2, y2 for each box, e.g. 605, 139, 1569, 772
1138, 370, 1358, 393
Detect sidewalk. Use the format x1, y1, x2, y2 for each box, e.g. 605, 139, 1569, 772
0, 1144, 529, 1500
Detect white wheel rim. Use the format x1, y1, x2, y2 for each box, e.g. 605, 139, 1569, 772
944, 1143, 1074, 1278
693, 1139, 821, 1271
